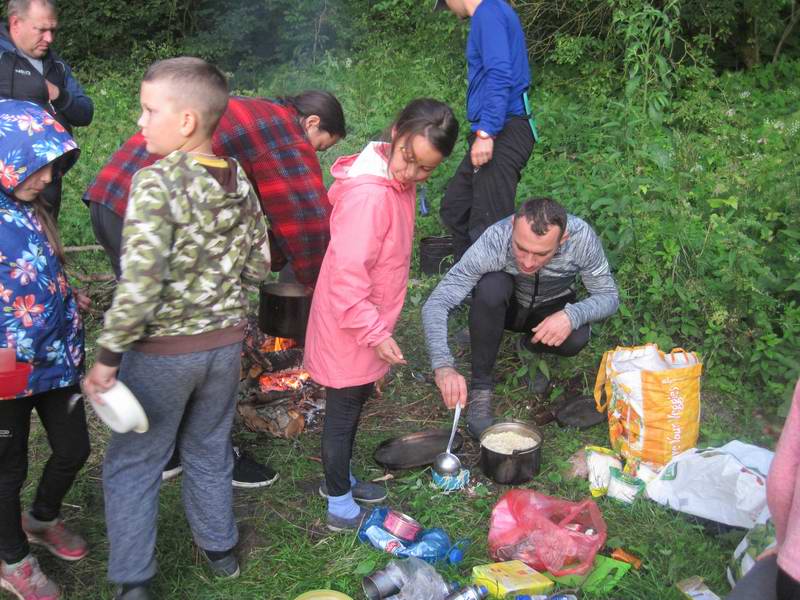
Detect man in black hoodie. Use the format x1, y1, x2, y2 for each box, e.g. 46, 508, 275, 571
0, 0, 93, 219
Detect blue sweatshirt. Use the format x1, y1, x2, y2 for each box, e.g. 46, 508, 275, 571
466, 0, 531, 136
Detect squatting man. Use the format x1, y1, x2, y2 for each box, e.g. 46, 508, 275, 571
422, 196, 620, 438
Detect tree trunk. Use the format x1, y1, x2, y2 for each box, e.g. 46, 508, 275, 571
773, 2, 799, 64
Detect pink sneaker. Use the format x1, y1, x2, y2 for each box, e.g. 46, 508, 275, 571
0, 555, 60, 600
21, 513, 88, 562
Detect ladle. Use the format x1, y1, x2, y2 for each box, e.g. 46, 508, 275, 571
433, 402, 462, 475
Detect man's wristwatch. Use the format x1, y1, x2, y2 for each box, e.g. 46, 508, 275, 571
476, 129, 494, 140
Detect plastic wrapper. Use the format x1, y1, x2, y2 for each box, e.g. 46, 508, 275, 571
487, 490, 607, 577
585, 446, 621, 497
358, 507, 453, 564
606, 467, 645, 504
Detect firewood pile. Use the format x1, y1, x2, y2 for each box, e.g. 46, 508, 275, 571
237, 318, 325, 439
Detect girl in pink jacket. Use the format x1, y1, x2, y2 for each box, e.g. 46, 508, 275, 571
304, 99, 458, 531
727, 378, 800, 600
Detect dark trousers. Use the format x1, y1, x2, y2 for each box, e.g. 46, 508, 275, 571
0, 385, 90, 564
89, 202, 125, 280
469, 272, 591, 390
440, 116, 534, 261
322, 383, 374, 497
778, 567, 800, 600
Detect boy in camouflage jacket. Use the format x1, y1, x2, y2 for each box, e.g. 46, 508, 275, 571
83, 58, 270, 600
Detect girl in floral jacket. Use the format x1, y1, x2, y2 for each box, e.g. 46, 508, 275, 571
0, 100, 90, 600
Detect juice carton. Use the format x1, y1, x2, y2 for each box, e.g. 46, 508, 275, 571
472, 560, 554, 598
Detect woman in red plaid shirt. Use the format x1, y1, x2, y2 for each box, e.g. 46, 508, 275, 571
83, 91, 345, 286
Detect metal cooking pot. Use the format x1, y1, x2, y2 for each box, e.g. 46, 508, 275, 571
479, 421, 543, 485
258, 282, 312, 339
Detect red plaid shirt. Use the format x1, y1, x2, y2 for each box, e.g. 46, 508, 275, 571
83, 96, 331, 285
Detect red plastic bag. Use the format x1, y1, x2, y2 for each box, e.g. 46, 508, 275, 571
488, 490, 607, 577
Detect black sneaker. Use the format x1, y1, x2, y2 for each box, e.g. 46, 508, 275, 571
326, 507, 370, 532
202, 549, 240, 579
161, 453, 182, 481
232, 446, 279, 489
319, 480, 387, 503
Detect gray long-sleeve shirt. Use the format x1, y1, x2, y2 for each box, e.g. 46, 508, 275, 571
422, 215, 619, 370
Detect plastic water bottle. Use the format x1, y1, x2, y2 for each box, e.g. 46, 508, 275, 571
444, 585, 489, 600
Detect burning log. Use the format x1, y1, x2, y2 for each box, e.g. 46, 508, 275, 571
237, 316, 324, 438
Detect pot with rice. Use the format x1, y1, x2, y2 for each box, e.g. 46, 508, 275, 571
479, 421, 542, 485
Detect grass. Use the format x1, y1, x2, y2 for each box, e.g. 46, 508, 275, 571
19, 50, 793, 599
23, 296, 767, 599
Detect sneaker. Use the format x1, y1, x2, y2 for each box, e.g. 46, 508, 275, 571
326, 507, 370, 532
21, 512, 88, 562
161, 453, 183, 481
466, 388, 494, 440
202, 550, 240, 579
319, 480, 387, 504
0, 554, 60, 600
232, 446, 279, 489
113, 585, 152, 600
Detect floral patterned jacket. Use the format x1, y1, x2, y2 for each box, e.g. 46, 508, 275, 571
0, 99, 82, 399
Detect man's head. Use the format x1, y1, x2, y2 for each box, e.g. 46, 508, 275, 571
7, 0, 57, 59
434, 0, 478, 18
511, 197, 569, 274
137, 57, 228, 156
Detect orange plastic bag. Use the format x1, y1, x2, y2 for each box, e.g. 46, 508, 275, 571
594, 344, 702, 468
488, 490, 607, 577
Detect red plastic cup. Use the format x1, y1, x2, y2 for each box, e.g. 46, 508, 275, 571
0, 362, 33, 399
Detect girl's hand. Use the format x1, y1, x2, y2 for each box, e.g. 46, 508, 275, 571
375, 337, 407, 365
82, 363, 118, 404
76, 290, 92, 312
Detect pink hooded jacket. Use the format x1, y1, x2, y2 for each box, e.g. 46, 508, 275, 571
304, 142, 415, 388
768, 378, 800, 582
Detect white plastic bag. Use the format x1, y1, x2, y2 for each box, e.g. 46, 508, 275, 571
646, 440, 773, 529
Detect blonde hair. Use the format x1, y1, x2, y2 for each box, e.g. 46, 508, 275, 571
142, 57, 229, 135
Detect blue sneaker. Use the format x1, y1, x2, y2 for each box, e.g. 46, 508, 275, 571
326, 507, 369, 532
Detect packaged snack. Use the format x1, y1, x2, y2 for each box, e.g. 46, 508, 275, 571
471, 560, 553, 598
676, 576, 721, 600
606, 467, 645, 504
585, 446, 622, 497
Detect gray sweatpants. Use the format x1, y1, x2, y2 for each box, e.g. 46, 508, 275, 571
103, 343, 242, 584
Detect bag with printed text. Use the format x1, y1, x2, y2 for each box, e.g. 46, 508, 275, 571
594, 344, 702, 468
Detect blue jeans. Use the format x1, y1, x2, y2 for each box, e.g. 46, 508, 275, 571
103, 343, 242, 584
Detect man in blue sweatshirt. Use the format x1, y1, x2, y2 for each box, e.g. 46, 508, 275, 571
434, 0, 535, 260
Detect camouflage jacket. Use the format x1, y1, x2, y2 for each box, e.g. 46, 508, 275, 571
97, 152, 270, 363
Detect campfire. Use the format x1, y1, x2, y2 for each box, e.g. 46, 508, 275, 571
237, 318, 324, 439
259, 369, 310, 394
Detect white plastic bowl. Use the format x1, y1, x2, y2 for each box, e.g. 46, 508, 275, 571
90, 381, 149, 434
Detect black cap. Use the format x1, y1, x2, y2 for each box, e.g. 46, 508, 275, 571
433, 0, 448, 10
